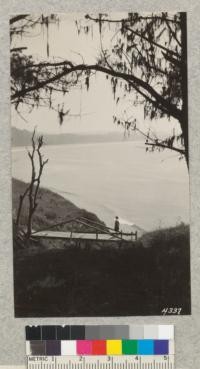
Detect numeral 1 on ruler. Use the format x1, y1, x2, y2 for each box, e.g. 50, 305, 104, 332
27, 356, 174, 369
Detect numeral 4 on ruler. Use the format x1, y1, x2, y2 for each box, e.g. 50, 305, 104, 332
27, 356, 174, 369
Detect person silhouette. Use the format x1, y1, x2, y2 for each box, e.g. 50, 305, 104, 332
114, 216, 120, 232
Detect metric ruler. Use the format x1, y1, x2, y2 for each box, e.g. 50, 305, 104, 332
27, 355, 174, 369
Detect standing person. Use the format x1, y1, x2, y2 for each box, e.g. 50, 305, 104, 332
114, 216, 120, 232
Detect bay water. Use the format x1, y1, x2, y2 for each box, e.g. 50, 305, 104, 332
12, 141, 189, 232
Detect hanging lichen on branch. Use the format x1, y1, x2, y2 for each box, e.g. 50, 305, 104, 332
10, 12, 188, 166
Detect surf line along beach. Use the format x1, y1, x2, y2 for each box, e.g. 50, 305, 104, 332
13, 178, 190, 317
12, 140, 189, 232
13, 178, 139, 249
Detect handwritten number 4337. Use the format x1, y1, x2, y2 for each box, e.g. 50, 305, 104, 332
162, 307, 182, 315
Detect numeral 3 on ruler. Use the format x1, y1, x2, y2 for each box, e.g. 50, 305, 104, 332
27, 356, 174, 369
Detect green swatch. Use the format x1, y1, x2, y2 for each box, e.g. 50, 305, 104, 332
122, 340, 138, 355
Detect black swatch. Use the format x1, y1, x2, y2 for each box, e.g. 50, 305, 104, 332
56, 325, 70, 340
25, 326, 41, 340
70, 325, 85, 339
41, 325, 56, 340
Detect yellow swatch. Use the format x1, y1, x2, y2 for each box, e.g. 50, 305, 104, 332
106, 340, 122, 355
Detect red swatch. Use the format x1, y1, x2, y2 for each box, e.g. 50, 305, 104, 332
92, 340, 106, 355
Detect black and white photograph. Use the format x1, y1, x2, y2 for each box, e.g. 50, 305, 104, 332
11, 13, 190, 317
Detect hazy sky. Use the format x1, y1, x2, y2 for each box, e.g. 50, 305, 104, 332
11, 13, 181, 137
11, 14, 189, 229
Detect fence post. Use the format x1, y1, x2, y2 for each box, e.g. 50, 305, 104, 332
135, 231, 138, 241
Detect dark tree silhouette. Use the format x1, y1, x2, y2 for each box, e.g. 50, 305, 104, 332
76, 12, 188, 165
15, 129, 48, 239
10, 12, 188, 166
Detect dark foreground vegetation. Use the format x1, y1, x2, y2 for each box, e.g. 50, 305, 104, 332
14, 224, 190, 317
13, 179, 190, 317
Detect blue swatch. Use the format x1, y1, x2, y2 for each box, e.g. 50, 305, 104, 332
138, 340, 154, 355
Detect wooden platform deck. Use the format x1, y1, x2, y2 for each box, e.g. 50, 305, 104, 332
30, 217, 137, 243
31, 230, 136, 242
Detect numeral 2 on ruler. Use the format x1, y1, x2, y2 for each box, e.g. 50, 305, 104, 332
27, 355, 174, 369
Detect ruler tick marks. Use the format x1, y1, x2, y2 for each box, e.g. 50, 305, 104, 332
27, 355, 174, 369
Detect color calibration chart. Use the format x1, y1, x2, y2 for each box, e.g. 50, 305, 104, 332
26, 325, 175, 369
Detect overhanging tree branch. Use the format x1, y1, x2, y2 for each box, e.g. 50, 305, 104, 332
10, 12, 188, 166
115, 117, 185, 157
10, 15, 29, 25
161, 51, 181, 67
127, 81, 171, 117
134, 44, 167, 75
11, 47, 28, 53
145, 141, 185, 155
11, 63, 182, 122
125, 26, 180, 59
85, 14, 180, 25
19, 60, 74, 70
165, 19, 181, 47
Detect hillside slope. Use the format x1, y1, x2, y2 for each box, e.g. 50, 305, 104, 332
12, 178, 106, 234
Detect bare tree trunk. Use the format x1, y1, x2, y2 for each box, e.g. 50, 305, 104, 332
26, 137, 36, 239
180, 12, 189, 168
16, 195, 24, 231
26, 132, 48, 239
16, 182, 33, 232
15, 129, 48, 240
16, 192, 28, 231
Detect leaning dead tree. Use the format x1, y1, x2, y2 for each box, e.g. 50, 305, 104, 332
16, 129, 48, 239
